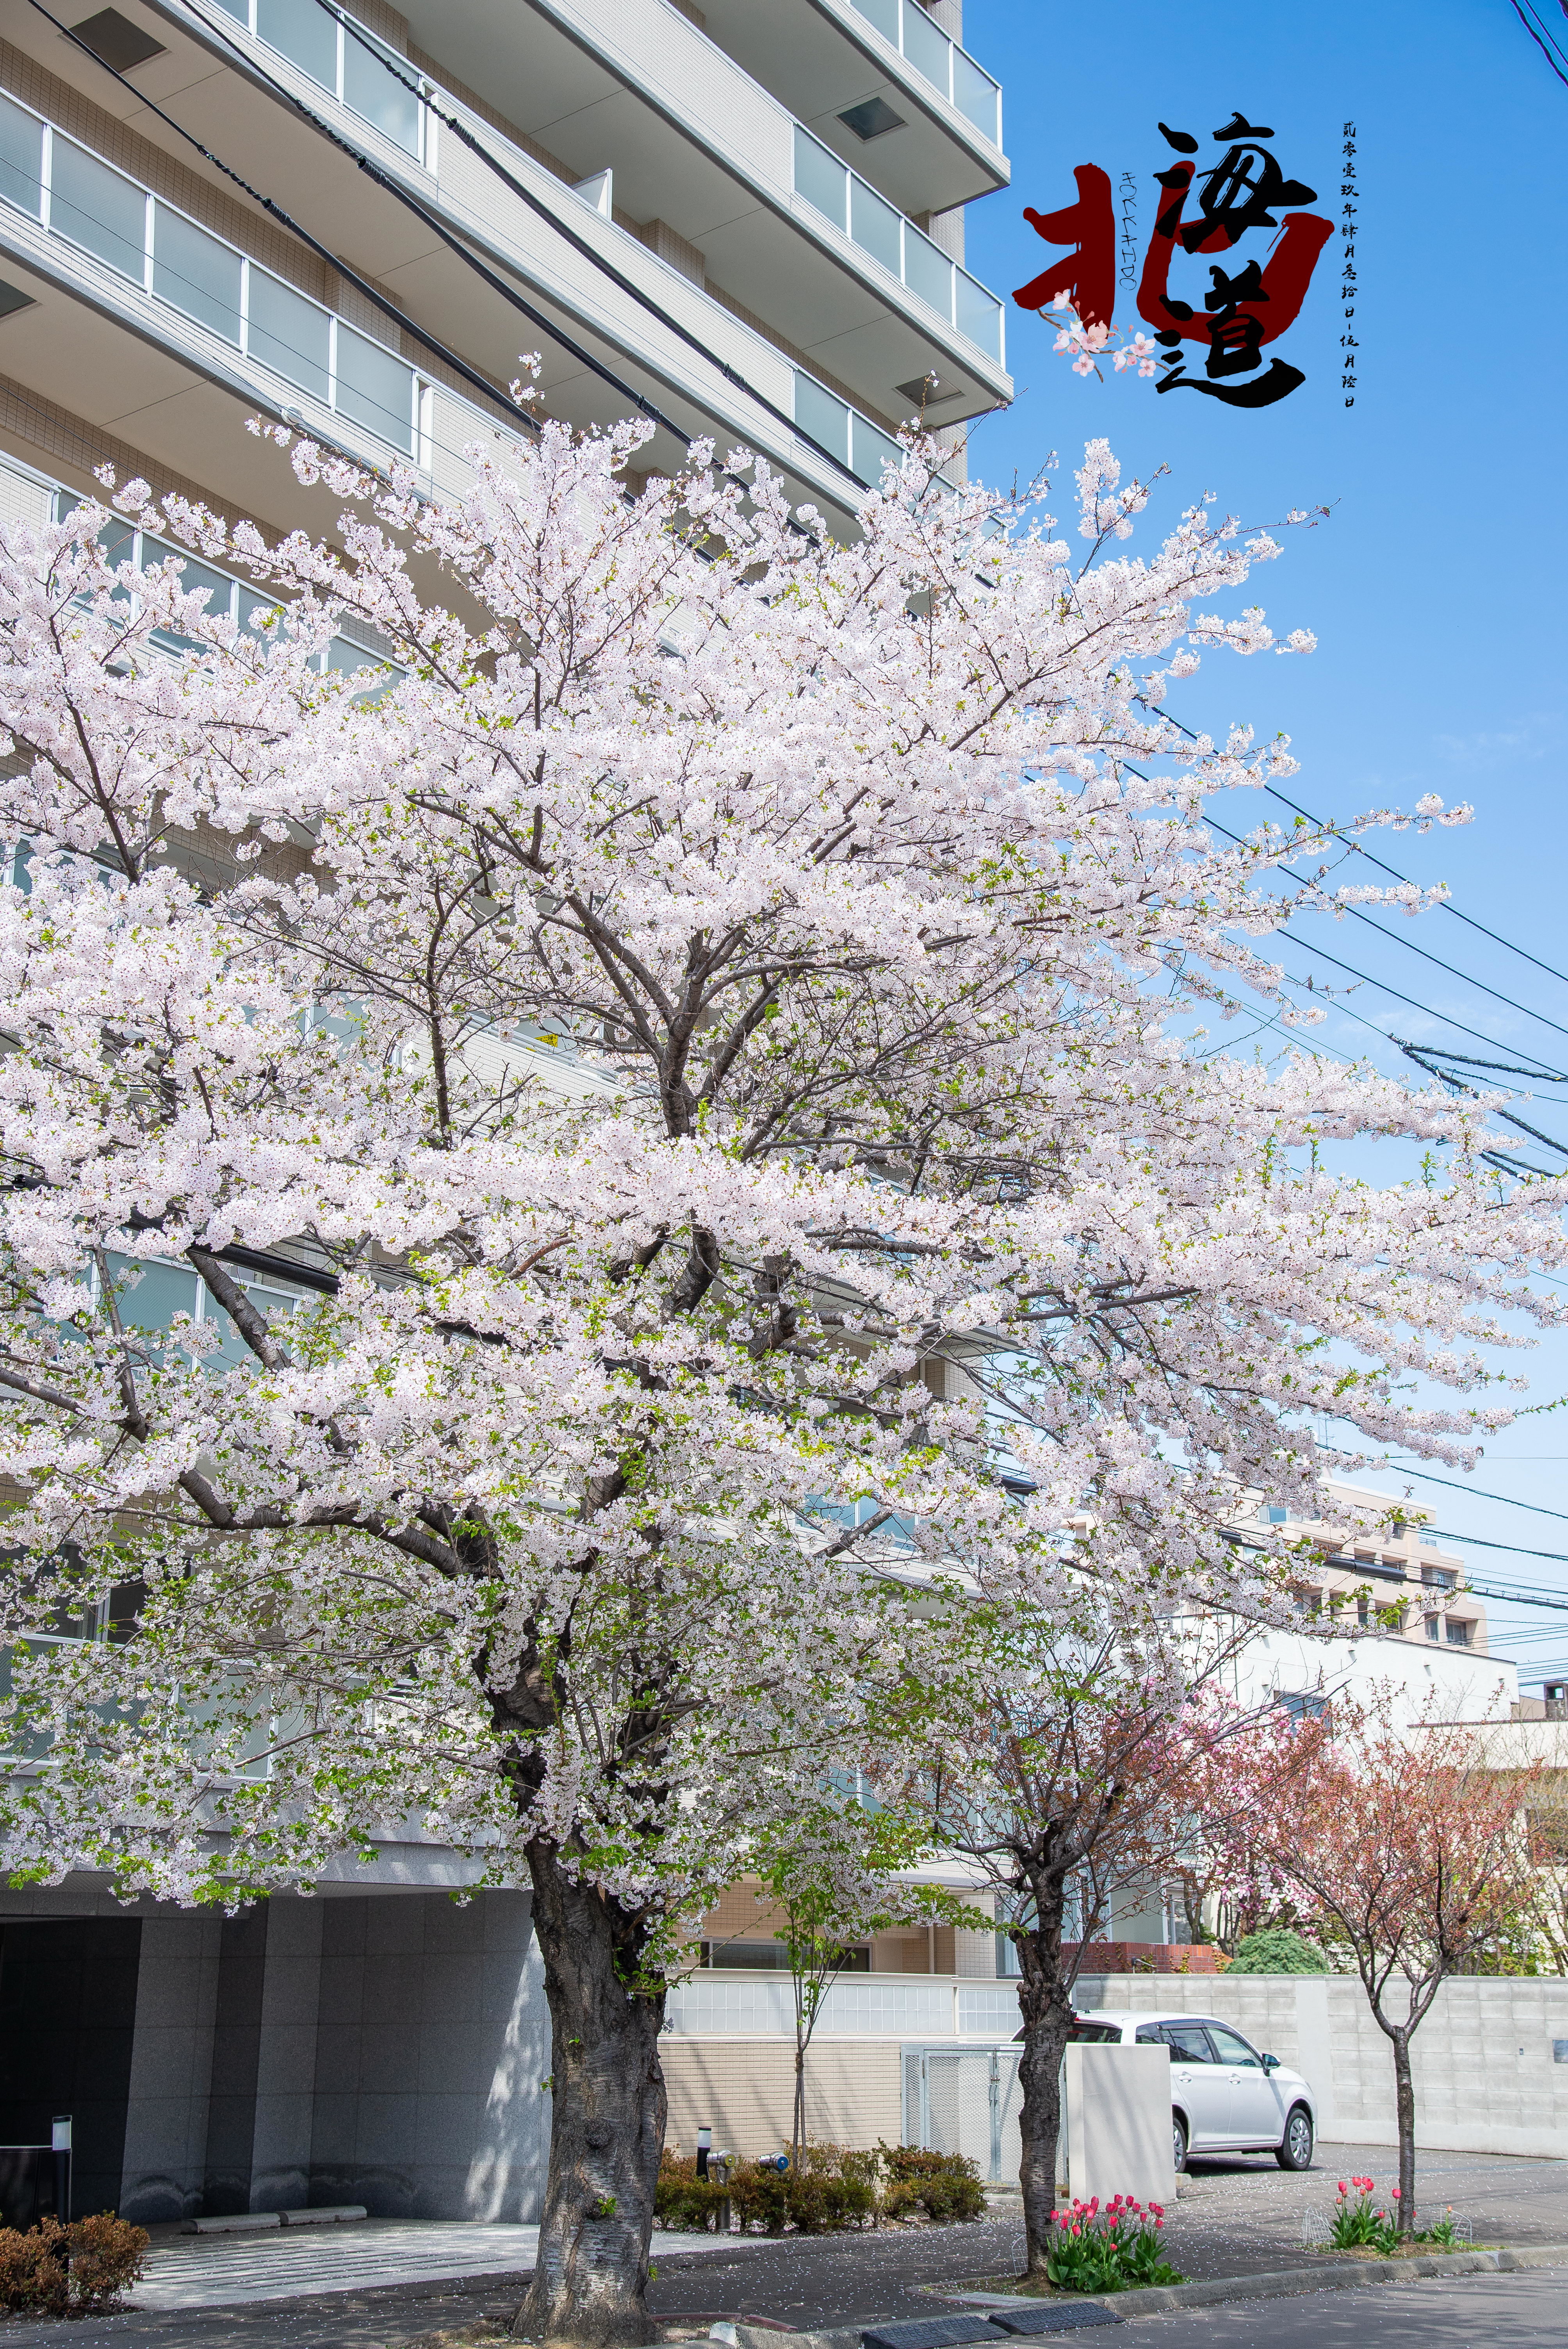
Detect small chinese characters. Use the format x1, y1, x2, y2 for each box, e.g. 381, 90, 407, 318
1340, 121, 1358, 407
1118, 170, 1139, 288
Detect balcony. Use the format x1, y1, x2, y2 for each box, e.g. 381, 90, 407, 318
695, 0, 1007, 217
793, 125, 1002, 361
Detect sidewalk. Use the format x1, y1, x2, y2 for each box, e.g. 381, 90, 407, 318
1, 2140, 1560, 2349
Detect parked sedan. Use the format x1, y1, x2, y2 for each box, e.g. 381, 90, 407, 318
1071, 2009, 1317, 2173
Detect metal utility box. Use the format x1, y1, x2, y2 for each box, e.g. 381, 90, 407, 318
1058, 2042, 1175, 2208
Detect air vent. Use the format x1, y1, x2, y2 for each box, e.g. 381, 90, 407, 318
0, 280, 34, 320
896, 373, 959, 410
69, 9, 166, 70
837, 96, 905, 141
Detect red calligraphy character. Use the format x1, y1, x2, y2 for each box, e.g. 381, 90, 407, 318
1137, 158, 1331, 351
1013, 164, 1115, 331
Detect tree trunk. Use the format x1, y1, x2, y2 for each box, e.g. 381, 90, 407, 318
792, 2035, 805, 2173
1390, 2025, 1416, 2236
1014, 1895, 1074, 2277
514, 1846, 666, 2346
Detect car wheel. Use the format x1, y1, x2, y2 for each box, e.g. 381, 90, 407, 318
1275, 2105, 1314, 2171
1172, 2113, 1188, 2174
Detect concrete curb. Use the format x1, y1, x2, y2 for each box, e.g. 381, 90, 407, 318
711, 2244, 1568, 2347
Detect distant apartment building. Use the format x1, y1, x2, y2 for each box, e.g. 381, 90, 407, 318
0, 0, 1012, 2230
1241, 1478, 1488, 1654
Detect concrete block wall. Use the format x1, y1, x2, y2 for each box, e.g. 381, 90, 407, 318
1076, 1971, 1568, 2158
661, 2037, 902, 2159
309, 1889, 550, 2219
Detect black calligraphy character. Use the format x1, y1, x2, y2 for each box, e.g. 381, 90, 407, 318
1179, 112, 1318, 253
1201, 258, 1269, 376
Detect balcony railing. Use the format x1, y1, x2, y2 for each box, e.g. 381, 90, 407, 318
208, 0, 428, 163
0, 87, 423, 455
793, 127, 1003, 361
845, 0, 1001, 146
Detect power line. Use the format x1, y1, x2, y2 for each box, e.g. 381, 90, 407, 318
1509, 0, 1568, 88
1368, 1466, 1568, 1527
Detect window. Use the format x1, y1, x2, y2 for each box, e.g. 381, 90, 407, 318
1274, 1690, 1329, 1724
1207, 2024, 1262, 2069
1067, 2019, 1121, 2043
1445, 1618, 1473, 1646
1161, 2022, 1218, 2064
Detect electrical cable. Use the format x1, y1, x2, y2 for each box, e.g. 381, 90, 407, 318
24, 0, 551, 447
1143, 697, 1568, 996
1509, 0, 1568, 87
1366, 1466, 1568, 1528
169, 0, 873, 495
301, 0, 882, 495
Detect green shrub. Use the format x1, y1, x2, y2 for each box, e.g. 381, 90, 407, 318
653, 2154, 729, 2232
0, 2213, 149, 2315
1226, 1928, 1329, 1975
876, 2144, 986, 2222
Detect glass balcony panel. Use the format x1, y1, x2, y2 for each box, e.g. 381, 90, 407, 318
335, 323, 415, 451
205, 1278, 296, 1370
793, 124, 848, 232
246, 267, 331, 400
143, 540, 237, 651
850, 0, 899, 38
151, 204, 242, 344
0, 95, 43, 218
50, 139, 146, 283
903, 220, 952, 318
207, 0, 248, 19
952, 48, 1000, 143
851, 412, 901, 487
793, 371, 850, 466
342, 22, 422, 157
954, 265, 1002, 358
255, 0, 338, 90
849, 174, 902, 274
900, 2, 951, 96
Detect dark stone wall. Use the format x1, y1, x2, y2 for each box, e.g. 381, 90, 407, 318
0, 1918, 141, 2218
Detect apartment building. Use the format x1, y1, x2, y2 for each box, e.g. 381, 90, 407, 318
0, 0, 1013, 2232
0, 0, 1009, 555
1243, 1478, 1489, 1654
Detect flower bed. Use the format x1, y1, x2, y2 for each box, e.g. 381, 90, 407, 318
1044, 2195, 1183, 2293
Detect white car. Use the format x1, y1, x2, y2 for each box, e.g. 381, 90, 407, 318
1071, 2009, 1317, 2174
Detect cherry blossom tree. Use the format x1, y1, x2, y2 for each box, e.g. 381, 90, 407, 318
907, 1606, 1268, 2271
0, 412, 1563, 2338
1202, 1700, 1543, 2232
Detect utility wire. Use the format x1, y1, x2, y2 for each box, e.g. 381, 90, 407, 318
303, 0, 880, 495
1370, 1465, 1568, 1527
26, 0, 551, 447
1509, 0, 1568, 88
1144, 697, 1568, 996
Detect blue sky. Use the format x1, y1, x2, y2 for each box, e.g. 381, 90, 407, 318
959, 0, 1568, 1681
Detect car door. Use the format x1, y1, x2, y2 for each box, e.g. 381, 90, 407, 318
1206, 2022, 1283, 2144
1158, 2019, 1230, 2147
